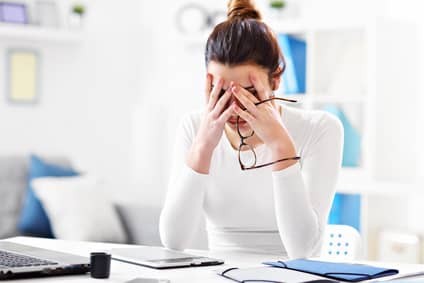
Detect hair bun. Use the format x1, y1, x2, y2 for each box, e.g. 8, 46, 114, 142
227, 0, 262, 21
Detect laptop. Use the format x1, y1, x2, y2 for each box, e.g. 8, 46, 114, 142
112, 246, 224, 269
0, 241, 90, 280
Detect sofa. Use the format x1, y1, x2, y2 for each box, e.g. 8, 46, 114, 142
0, 155, 208, 249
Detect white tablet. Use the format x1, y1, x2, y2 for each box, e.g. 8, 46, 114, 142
111, 246, 224, 269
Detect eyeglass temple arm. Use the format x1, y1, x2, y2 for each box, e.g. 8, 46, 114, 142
241, 156, 301, 170
254, 97, 298, 106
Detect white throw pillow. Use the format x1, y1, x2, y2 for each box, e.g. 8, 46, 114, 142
32, 176, 127, 243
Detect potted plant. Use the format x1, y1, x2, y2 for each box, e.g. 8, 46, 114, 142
69, 3, 85, 28
270, 0, 286, 10
72, 5, 85, 16
268, 0, 287, 19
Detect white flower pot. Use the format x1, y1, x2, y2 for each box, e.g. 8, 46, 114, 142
69, 13, 83, 29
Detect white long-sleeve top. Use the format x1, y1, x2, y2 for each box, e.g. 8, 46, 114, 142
160, 106, 343, 259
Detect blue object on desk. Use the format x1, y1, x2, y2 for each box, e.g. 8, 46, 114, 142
263, 259, 398, 282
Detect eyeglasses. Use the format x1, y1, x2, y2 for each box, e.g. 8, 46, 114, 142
236, 97, 301, 170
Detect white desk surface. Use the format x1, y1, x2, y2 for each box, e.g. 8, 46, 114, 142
4, 236, 424, 282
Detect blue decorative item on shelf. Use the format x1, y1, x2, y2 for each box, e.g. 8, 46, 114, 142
329, 193, 361, 232
323, 105, 361, 167
0, 2, 28, 24
287, 36, 306, 93
277, 34, 306, 94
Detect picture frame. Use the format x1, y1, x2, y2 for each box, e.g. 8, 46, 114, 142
0, 2, 28, 24
6, 49, 41, 105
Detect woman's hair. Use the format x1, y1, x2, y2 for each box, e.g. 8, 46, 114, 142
205, 0, 285, 82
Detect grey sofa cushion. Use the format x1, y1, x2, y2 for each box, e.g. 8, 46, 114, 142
116, 203, 162, 246
0, 155, 71, 239
0, 157, 28, 238
116, 203, 208, 249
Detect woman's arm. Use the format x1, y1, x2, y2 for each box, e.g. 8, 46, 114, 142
159, 114, 210, 250
160, 75, 234, 250
272, 113, 343, 259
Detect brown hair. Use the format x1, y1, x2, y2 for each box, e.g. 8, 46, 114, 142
205, 0, 285, 84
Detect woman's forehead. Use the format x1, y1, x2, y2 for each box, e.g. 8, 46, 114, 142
207, 61, 267, 87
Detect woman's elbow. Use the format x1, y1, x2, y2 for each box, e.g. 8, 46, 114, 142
159, 211, 187, 250
286, 245, 314, 260
285, 230, 323, 259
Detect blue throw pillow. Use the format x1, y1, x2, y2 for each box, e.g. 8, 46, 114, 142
18, 155, 78, 238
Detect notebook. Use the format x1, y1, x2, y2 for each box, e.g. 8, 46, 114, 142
263, 259, 399, 282
217, 266, 338, 283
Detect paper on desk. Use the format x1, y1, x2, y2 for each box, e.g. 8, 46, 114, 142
372, 271, 424, 282
217, 266, 332, 282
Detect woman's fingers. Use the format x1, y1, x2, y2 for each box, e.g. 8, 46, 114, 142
239, 85, 260, 104
232, 85, 259, 116
233, 104, 255, 125
249, 73, 268, 101
218, 102, 235, 124
207, 78, 224, 111
211, 87, 232, 118
204, 74, 212, 104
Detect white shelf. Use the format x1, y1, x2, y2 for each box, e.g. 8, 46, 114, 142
280, 94, 367, 104
337, 167, 422, 196
268, 19, 367, 34
339, 167, 370, 182
309, 95, 367, 104
0, 24, 83, 43
337, 180, 422, 196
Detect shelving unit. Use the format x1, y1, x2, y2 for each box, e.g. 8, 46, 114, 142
0, 23, 83, 43
267, 17, 375, 258
269, 19, 370, 179
266, 16, 423, 261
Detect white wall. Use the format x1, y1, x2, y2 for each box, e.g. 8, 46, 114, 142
0, 0, 140, 186
131, 0, 228, 205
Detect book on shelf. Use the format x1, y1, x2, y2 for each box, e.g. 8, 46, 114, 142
277, 34, 306, 95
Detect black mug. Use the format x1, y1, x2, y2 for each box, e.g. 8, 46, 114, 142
90, 252, 111, 279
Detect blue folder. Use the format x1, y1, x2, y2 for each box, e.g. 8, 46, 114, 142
277, 34, 307, 94
287, 36, 306, 93
278, 34, 299, 94
263, 259, 398, 282
323, 105, 361, 167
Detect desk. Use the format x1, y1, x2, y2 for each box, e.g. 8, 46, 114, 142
4, 237, 424, 282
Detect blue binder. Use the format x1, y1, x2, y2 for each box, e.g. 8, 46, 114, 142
278, 34, 299, 94
323, 105, 361, 167
277, 34, 307, 94
288, 36, 306, 93
263, 259, 398, 282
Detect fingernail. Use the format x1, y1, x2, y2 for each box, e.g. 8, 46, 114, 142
232, 85, 238, 93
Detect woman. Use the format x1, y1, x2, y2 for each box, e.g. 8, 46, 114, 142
160, 0, 343, 259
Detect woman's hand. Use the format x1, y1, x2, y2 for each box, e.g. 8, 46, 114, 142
232, 73, 297, 171
187, 74, 235, 174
